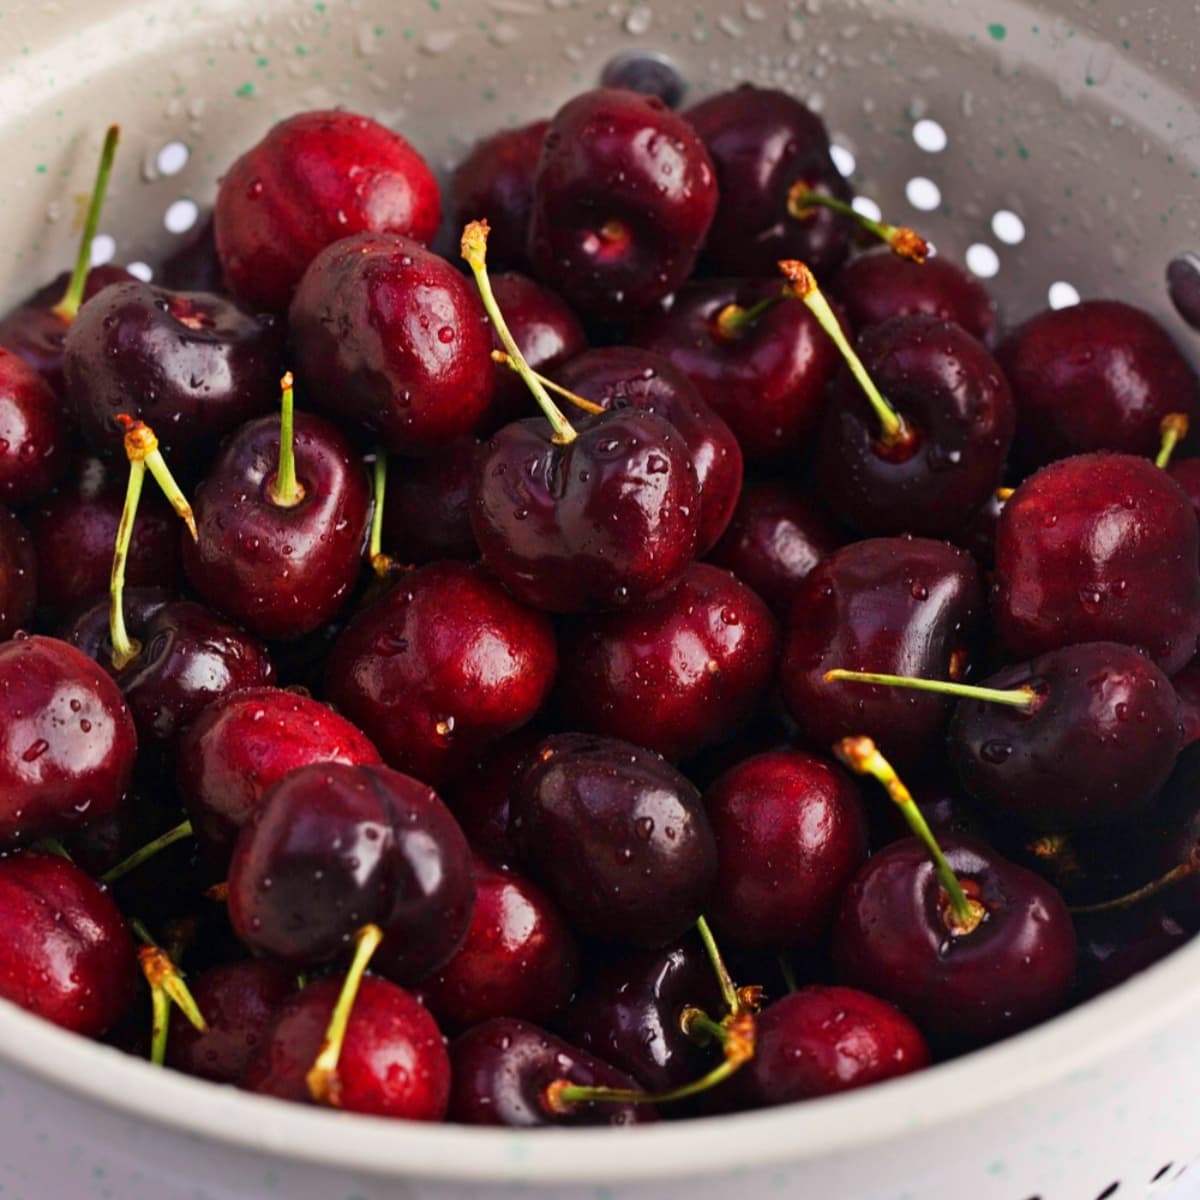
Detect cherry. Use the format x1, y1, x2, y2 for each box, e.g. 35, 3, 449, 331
636, 278, 843, 459
227, 762, 475, 984
449, 121, 549, 271
832, 249, 996, 342
379, 438, 479, 566
215, 110, 441, 312
182, 375, 371, 641
1172, 657, 1200, 746
866, 768, 993, 852
992, 453, 1200, 674
513, 733, 717, 947
958, 485, 1011, 570
685, 84, 853, 280
1153, 750, 1200, 930
1074, 905, 1190, 1001
177, 686, 381, 867
63, 281, 283, 469
556, 562, 778, 761
0, 852, 136, 1037
448, 1018, 656, 1126
996, 300, 1200, 469
421, 855, 579, 1032
1167, 457, 1200, 549
241, 973, 450, 1120
0, 348, 68, 506
704, 750, 869, 950
166, 959, 295, 1083
0, 506, 36, 641
527, 89, 717, 319
289, 232, 494, 455
325, 561, 556, 789
779, 537, 984, 767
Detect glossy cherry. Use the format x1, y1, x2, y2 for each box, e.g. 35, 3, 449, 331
1168, 458, 1200, 551
1173, 657, 1200, 746
380, 438, 479, 565
992, 453, 1200, 674
0, 506, 36, 641
1074, 905, 1190, 1001
527, 89, 717, 319
0, 348, 68, 506
215, 109, 441, 312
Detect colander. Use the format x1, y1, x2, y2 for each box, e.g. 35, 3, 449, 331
2, 0, 1200, 1197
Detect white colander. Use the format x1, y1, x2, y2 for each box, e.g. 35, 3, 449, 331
2, 1, 1199, 1198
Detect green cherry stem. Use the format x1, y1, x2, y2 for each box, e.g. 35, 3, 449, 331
785, 183, 929, 263
131, 919, 207, 1066
695, 915, 741, 1017
31, 838, 73, 862
367, 451, 396, 578
489, 351, 606, 415
1069, 850, 1200, 916
1156, 413, 1190, 470
712, 291, 787, 340
462, 220, 577, 445
101, 819, 195, 886
51, 124, 121, 323
269, 372, 305, 508
824, 668, 1040, 710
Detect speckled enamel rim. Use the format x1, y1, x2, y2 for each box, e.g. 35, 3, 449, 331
0, 937, 1195, 1184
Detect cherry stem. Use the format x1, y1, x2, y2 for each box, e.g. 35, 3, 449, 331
101, 819, 194, 886
824, 668, 1039, 710
367, 452, 395, 578
490, 351, 606, 415
681, 1007, 730, 1047
1156, 413, 1190, 470
778, 955, 799, 995
834, 736, 983, 933
306, 923, 384, 1107
713, 292, 786, 340
116, 415, 197, 538
52, 125, 121, 323
785, 183, 928, 263
131, 919, 207, 1065
32, 838, 72, 862
778, 259, 909, 447
462, 221, 577, 445
695, 915, 741, 1017
269, 372, 305, 508
1069, 852, 1200, 915
995, 486, 1015, 503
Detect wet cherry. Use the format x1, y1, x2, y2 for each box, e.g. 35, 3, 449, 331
0, 348, 68, 507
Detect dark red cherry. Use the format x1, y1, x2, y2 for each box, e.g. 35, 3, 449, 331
0, 507, 36, 640
422, 855, 579, 1032
325, 562, 556, 789
0, 635, 136, 844
814, 314, 1015, 539
178, 686, 381, 866
0, 852, 136, 1036
0, 348, 68, 506
241, 974, 450, 1120
528, 89, 717, 319
159, 215, 225, 295
555, 347, 742, 553
866, 768, 993, 852
58, 587, 171, 665
686, 84, 853, 280
556, 562, 778, 761
832, 250, 996, 342
448, 1018, 655, 1127
833, 835, 1077, 1048
996, 300, 1200, 469
636, 279, 843, 459
1173, 657, 1200, 746
380, 438, 479, 566
471, 408, 700, 612
780, 537, 984, 767
1154, 749, 1200, 929
1168, 458, 1200, 552
992, 453, 1200, 674
166, 959, 295, 1083
958, 485, 1011, 570
704, 750, 868, 950
215, 109, 441, 313
1074, 905, 1190, 1001
289, 232, 494, 455
227, 762, 475, 983
513, 733, 717, 947
449, 121, 549, 272
707, 481, 844, 617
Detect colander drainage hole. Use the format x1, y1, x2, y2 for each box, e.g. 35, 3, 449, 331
1048, 281, 1081, 310
164, 198, 199, 235
1151, 1163, 1173, 1182
1094, 1183, 1120, 1199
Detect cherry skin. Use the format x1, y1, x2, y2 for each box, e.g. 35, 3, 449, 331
470, 408, 700, 612
707, 481, 844, 617
704, 750, 869, 951
555, 347, 743, 554
449, 121, 549, 272
1168, 458, 1200, 555
177, 686, 382, 867
227, 762, 475, 984
556, 562, 779, 762
1154, 747, 1200, 930
1172, 656, 1200, 746
289, 232, 494, 455
381, 437, 479, 565
215, 109, 441, 312
685, 84, 854, 280
831, 249, 996, 342
166, 960, 295, 1084
992, 453, 1200, 674
326, 562, 556, 790
780, 537, 985, 768
832, 835, 1077, 1048
182, 412, 371, 640
957, 485, 1010, 570
527, 89, 717, 319
1074, 905, 1190, 1001
0, 506, 36, 641
513, 733, 718, 947
0, 852, 136, 1037
0, 635, 136, 844
637, 278, 844, 459
241, 974, 450, 1120
996, 299, 1200, 469
421, 855, 580, 1032
63, 281, 284, 468
814, 314, 1015, 539
58, 587, 171, 667
0, 348, 68, 506
448, 1018, 655, 1127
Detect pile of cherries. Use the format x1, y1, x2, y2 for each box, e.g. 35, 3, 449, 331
1, 78, 1198, 1130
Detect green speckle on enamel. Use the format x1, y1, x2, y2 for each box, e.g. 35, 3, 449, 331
235, 81, 256, 97
987, 22, 1007, 41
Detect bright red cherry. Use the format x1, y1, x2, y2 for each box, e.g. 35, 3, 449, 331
0, 506, 36, 641
0, 348, 68, 506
